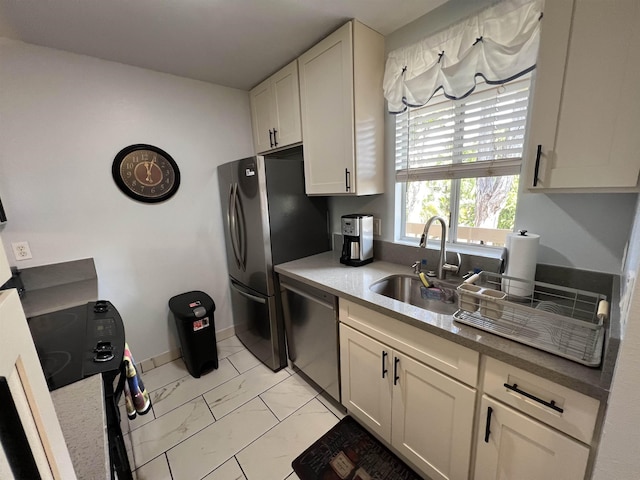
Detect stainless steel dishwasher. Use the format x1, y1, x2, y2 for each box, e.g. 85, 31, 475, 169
280, 278, 340, 402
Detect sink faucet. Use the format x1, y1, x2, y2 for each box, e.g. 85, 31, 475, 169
418, 216, 461, 280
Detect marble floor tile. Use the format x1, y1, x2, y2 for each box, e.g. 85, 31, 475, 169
260, 373, 319, 421
167, 397, 278, 480
119, 402, 156, 434
128, 396, 214, 469
133, 454, 172, 480
140, 358, 190, 392
316, 391, 347, 420
216, 336, 246, 360
203, 363, 290, 419
236, 398, 339, 480
227, 348, 262, 373
202, 457, 247, 480
151, 357, 238, 417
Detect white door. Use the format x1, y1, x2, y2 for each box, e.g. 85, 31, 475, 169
0, 289, 76, 479
391, 352, 476, 480
339, 324, 392, 441
526, 0, 640, 190
299, 21, 356, 195
249, 78, 274, 154
474, 395, 589, 480
271, 61, 302, 149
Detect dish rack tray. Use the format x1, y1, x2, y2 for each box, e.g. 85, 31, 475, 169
453, 271, 608, 367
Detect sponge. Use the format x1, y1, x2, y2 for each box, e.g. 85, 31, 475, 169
418, 272, 431, 288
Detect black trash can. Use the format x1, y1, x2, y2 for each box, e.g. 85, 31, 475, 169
168, 291, 218, 378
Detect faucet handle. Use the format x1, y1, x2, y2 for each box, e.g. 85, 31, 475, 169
411, 261, 421, 274
442, 252, 462, 275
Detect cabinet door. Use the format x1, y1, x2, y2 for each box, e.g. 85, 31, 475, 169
0, 290, 76, 479
475, 396, 589, 480
299, 22, 356, 195
271, 61, 302, 149
525, 0, 640, 190
339, 324, 392, 441
249, 78, 274, 154
391, 352, 476, 480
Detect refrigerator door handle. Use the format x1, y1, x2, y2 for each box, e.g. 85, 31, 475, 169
230, 280, 266, 304
235, 186, 247, 271
228, 183, 242, 269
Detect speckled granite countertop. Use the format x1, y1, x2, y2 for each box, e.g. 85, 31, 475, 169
50, 374, 109, 479
275, 251, 615, 401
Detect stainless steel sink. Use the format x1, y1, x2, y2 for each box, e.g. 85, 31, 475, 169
369, 274, 458, 315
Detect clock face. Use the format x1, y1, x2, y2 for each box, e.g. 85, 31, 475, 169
112, 144, 180, 203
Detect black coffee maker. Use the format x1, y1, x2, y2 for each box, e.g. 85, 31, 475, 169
340, 214, 373, 267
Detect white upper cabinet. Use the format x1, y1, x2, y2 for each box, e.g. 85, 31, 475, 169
523, 0, 640, 191
298, 21, 385, 195
249, 60, 302, 154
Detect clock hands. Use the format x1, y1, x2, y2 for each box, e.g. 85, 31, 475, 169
144, 158, 156, 183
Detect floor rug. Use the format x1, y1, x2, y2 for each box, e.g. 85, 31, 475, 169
292, 416, 423, 480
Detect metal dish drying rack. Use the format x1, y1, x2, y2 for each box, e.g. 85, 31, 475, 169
453, 271, 608, 367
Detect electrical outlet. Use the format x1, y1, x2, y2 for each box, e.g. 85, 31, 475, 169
373, 218, 382, 236
11, 241, 32, 261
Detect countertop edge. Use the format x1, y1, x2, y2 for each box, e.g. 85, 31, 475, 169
275, 253, 613, 401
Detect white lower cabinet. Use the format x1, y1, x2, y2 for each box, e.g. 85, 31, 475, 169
474, 395, 590, 480
340, 323, 476, 480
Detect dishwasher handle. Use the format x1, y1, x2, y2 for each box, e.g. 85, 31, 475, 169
280, 282, 335, 310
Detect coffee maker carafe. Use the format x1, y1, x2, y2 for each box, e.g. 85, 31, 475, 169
340, 214, 373, 267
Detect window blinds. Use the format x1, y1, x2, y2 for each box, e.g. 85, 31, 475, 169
395, 77, 531, 182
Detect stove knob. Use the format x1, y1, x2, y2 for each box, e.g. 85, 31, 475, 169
94, 300, 109, 313
94, 341, 113, 352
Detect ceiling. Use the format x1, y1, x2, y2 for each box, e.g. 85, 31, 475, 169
0, 0, 448, 91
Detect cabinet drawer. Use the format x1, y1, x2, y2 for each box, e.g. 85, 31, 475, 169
483, 357, 599, 444
339, 299, 479, 386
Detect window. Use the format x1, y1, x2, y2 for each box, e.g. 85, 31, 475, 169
395, 75, 531, 248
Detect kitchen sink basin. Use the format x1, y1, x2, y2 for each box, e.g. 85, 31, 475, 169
369, 274, 458, 315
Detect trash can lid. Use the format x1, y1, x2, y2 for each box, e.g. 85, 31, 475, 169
168, 291, 215, 318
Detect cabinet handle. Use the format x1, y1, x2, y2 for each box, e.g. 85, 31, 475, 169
393, 357, 400, 385
533, 144, 542, 187
345, 168, 351, 192
269, 129, 274, 148
273, 128, 278, 147
484, 406, 493, 443
503, 383, 564, 413
381, 351, 388, 378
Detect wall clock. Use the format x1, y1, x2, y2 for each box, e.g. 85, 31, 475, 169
112, 144, 180, 203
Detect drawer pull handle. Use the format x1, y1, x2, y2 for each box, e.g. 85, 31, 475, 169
382, 351, 388, 378
533, 144, 542, 187
503, 383, 564, 413
484, 406, 493, 443
393, 357, 400, 385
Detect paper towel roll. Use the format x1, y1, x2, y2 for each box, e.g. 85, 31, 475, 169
502, 231, 539, 297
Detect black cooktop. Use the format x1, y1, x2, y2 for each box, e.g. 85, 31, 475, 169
28, 300, 125, 391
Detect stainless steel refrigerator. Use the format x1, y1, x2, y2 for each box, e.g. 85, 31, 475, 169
217, 148, 330, 371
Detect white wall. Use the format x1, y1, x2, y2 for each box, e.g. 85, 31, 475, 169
593, 198, 640, 477
330, 0, 638, 275
0, 38, 254, 361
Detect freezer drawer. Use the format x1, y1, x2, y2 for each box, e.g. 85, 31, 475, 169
281, 279, 340, 402
229, 278, 286, 371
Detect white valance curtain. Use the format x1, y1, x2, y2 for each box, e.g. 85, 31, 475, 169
383, 0, 543, 113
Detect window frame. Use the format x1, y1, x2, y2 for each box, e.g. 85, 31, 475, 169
394, 76, 532, 252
